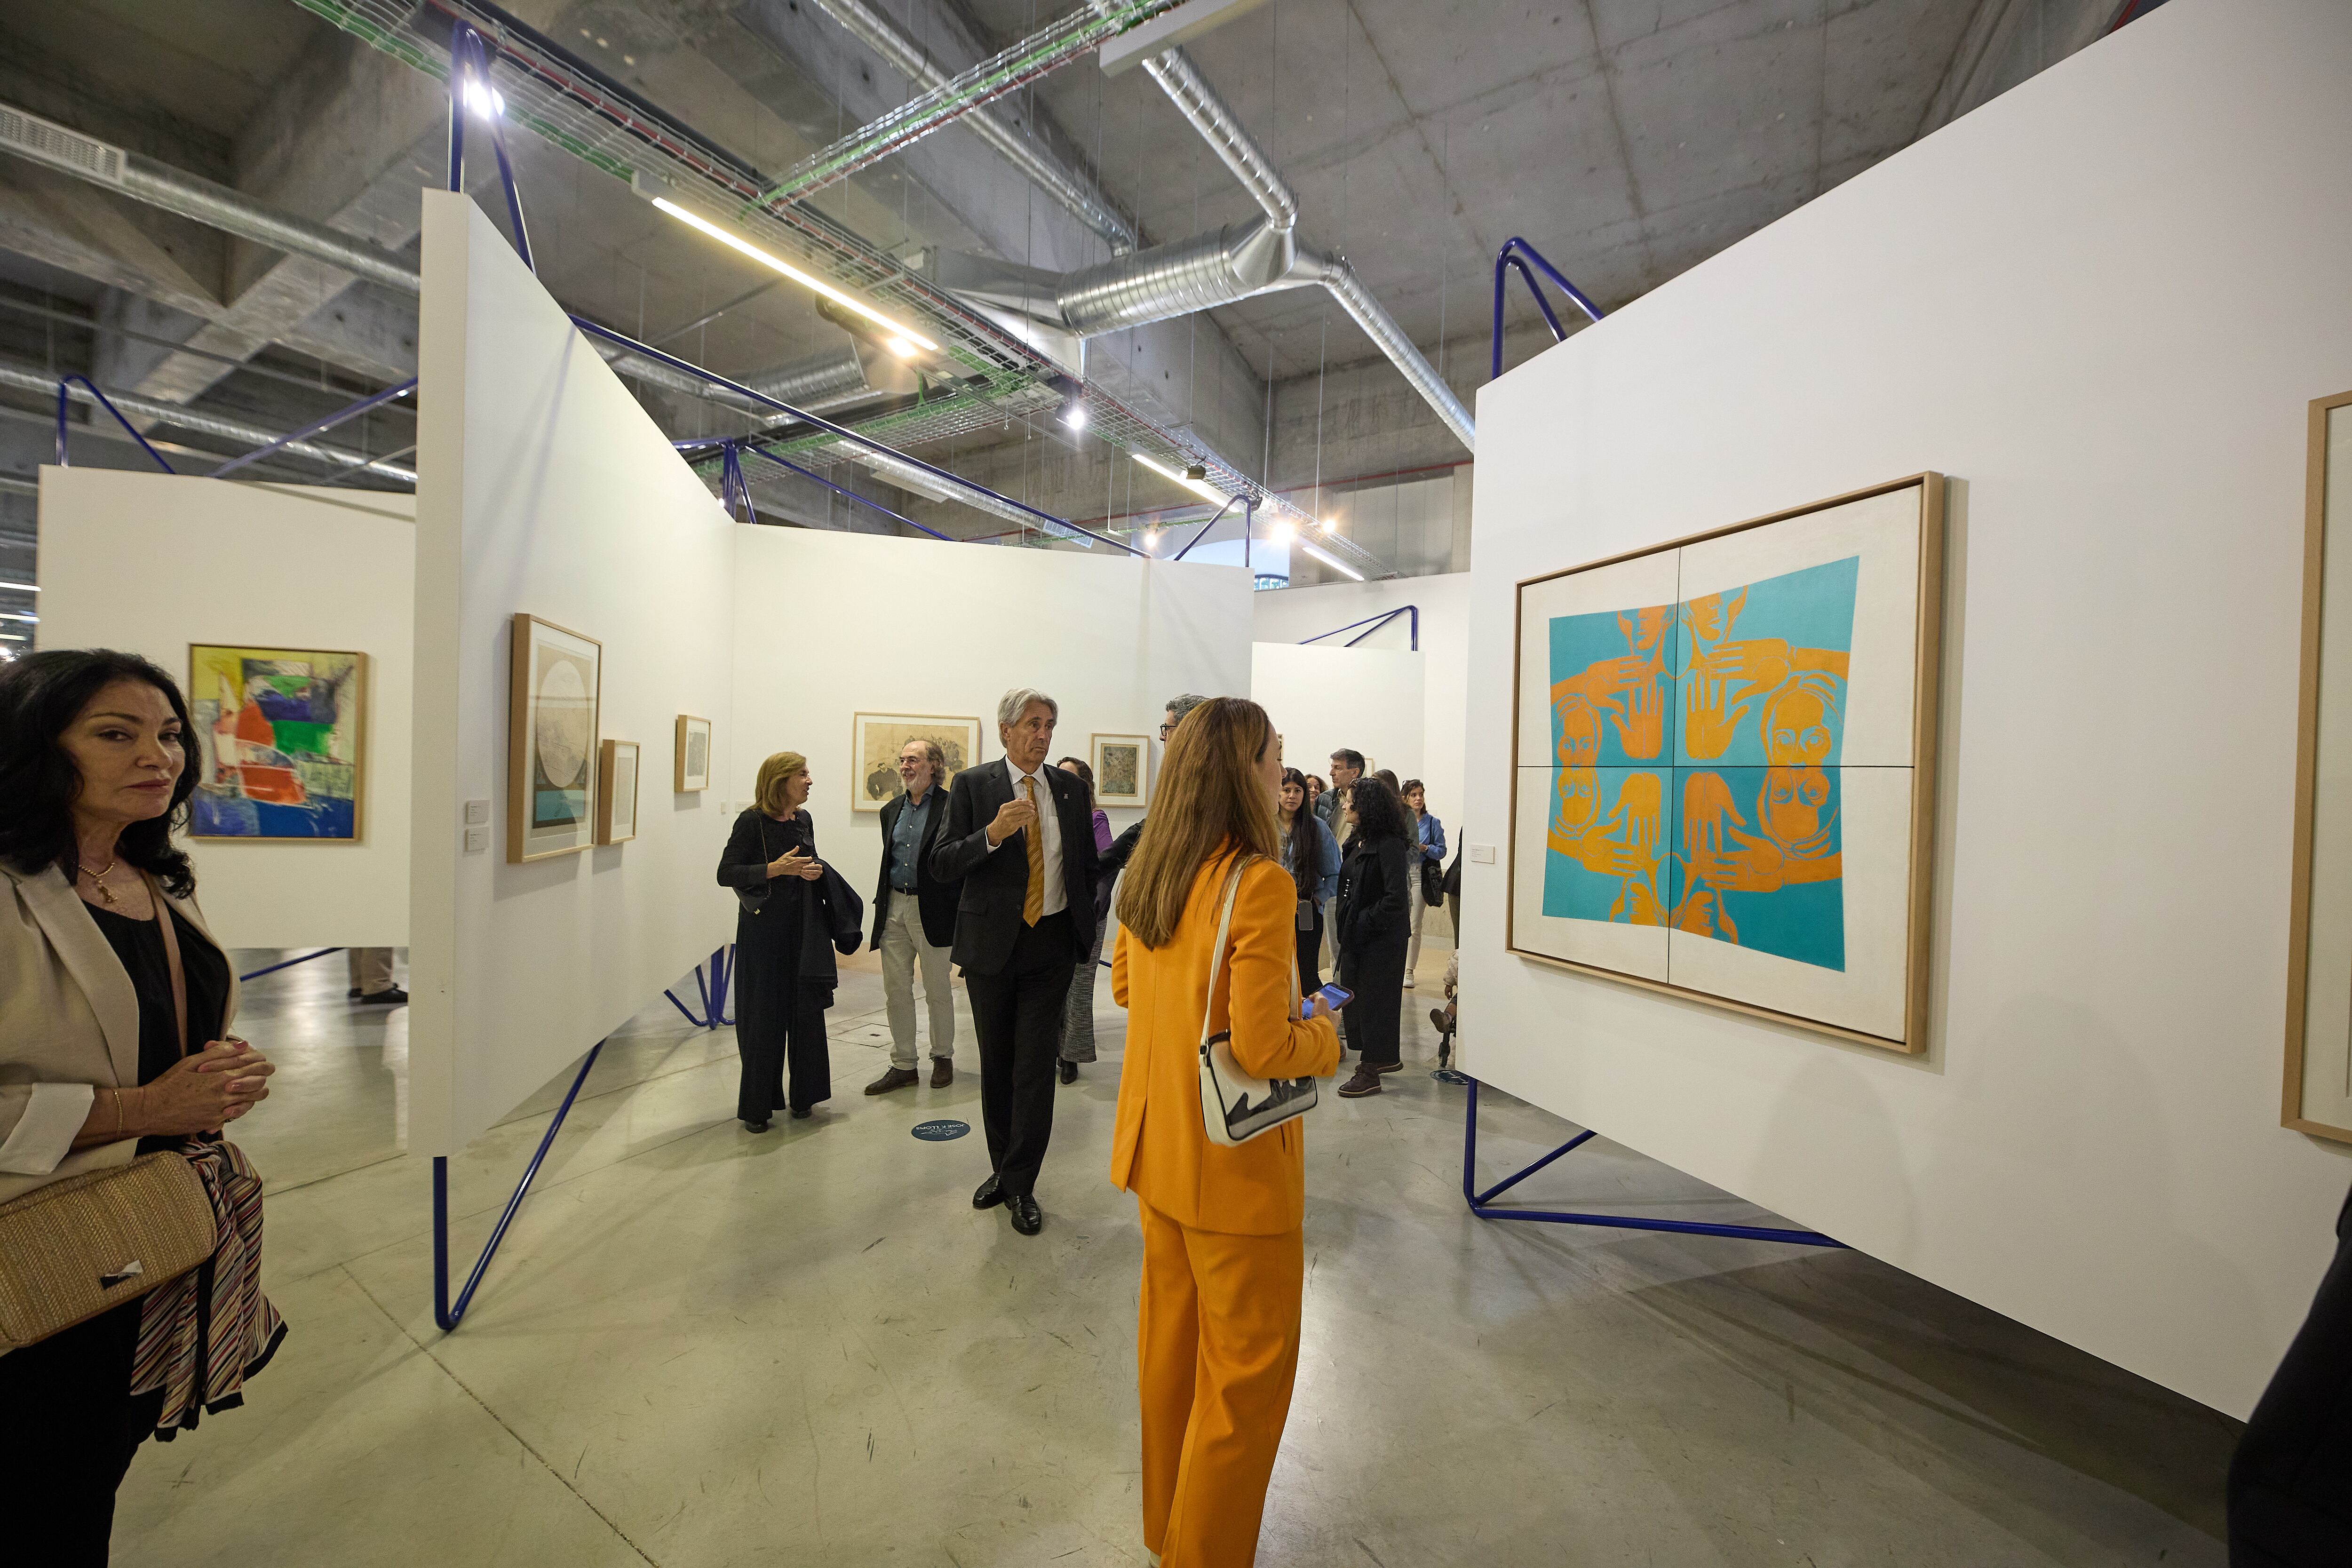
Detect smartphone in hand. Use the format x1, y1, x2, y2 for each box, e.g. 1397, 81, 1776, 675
1299, 984, 1353, 1019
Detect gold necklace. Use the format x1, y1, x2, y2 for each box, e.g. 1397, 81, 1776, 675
78, 855, 121, 907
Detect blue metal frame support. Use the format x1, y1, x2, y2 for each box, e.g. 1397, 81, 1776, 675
236, 947, 344, 984
722, 440, 955, 541
663, 946, 736, 1030
433, 1038, 606, 1331
1490, 237, 1606, 381
54, 376, 177, 474
1461, 1077, 1842, 1248
1300, 605, 1418, 652
1171, 496, 1242, 561
449, 23, 534, 271
210, 378, 417, 479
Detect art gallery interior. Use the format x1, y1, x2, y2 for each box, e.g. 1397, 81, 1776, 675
5, 0, 2351, 1562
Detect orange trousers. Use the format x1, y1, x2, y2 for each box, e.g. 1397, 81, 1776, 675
1136, 1198, 1306, 1567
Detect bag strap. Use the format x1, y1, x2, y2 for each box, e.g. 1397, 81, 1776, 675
145, 871, 190, 1056
1198, 855, 1254, 1051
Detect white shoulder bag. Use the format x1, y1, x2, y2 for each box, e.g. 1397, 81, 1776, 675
1198, 856, 1321, 1147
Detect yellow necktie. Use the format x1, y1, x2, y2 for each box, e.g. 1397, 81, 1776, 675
1021, 776, 1045, 926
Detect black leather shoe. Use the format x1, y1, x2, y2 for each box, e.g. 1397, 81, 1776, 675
972, 1174, 1005, 1210
1009, 1194, 1042, 1235
743, 1118, 772, 1133
790, 1105, 811, 1119
1057, 1060, 1078, 1085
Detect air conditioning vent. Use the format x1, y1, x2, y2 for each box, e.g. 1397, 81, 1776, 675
0, 103, 127, 185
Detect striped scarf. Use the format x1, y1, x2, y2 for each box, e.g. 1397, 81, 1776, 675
130, 1138, 286, 1440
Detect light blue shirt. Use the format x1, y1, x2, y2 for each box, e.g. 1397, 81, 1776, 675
889, 788, 934, 893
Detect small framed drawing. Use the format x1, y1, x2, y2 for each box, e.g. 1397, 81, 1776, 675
675, 714, 712, 793
853, 712, 983, 812
597, 740, 639, 844
508, 614, 601, 863
187, 644, 366, 840
1092, 733, 1149, 808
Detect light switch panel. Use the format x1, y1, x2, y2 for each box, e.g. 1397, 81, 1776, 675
1469, 844, 1496, 864
463, 826, 490, 854
464, 798, 490, 825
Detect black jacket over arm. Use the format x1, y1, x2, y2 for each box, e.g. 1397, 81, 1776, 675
870, 787, 961, 950
930, 756, 1099, 975
1337, 833, 1413, 950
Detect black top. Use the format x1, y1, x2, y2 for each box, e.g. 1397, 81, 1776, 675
870, 788, 961, 952
1335, 834, 1413, 949
88, 901, 231, 1151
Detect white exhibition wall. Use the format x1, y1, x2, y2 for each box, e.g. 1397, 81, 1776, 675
730, 530, 1252, 875
36, 469, 414, 947
1462, 0, 2352, 1417
1249, 645, 1424, 800
1253, 573, 1468, 827
409, 192, 738, 1156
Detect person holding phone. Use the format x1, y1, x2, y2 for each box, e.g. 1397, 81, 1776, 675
717, 751, 831, 1130
1402, 780, 1446, 988
1277, 767, 1341, 994
1110, 696, 1341, 1568
1334, 776, 1415, 1098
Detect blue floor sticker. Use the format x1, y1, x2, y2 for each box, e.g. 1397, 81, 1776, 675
912, 1119, 970, 1141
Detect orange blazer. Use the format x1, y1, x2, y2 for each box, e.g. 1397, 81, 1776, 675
1110, 852, 1342, 1235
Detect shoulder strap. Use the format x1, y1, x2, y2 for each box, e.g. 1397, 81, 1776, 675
1199, 855, 1252, 1051
145, 871, 190, 1056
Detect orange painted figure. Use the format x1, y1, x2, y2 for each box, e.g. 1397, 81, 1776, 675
1548, 604, 1672, 764
1671, 766, 1841, 939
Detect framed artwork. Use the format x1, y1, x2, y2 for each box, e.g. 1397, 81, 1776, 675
2284, 390, 2352, 1143
508, 614, 601, 863
187, 645, 366, 840
852, 713, 983, 812
1507, 474, 1945, 1053
675, 714, 712, 793
1092, 733, 1149, 808
597, 740, 639, 845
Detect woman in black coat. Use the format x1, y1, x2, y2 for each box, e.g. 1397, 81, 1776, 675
716, 749, 839, 1130
1334, 776, 1414, 1098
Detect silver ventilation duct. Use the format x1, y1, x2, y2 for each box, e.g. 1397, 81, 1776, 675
741, 344, 872, 407
1056, 215, 1306, 335
799, 0, 1138, 253
1292, 248, 1474, 451
1130, 49, 1296, 232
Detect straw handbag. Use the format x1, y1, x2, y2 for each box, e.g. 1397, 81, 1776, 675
0, 876, 218, 1351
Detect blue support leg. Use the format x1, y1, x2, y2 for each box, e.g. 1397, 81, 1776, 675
1462, 1077, 1842, 1248
434, 1038, 606, 1331
236, 947, 346, 984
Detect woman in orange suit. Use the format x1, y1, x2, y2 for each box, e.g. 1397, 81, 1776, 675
1110, 696, 1343, 1567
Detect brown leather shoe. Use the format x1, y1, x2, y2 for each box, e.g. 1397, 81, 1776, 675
865, 1067, 920, 1095
1373, 1059, 1404, 1074
1337, 1065, 1384, 1098
930, 1057, 954, 1088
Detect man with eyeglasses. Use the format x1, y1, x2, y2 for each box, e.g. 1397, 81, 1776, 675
1100, 694, 1212, 883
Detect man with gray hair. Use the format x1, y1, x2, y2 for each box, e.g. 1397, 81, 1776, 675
865, 738, 959, 1094
931, 687, 1100, 1236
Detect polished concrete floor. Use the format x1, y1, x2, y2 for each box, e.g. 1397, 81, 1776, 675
112, 938, 2241, 1566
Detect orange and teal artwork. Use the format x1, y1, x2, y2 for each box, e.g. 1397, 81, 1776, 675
1543, 557, 1856, 970
188, 645, 365, 840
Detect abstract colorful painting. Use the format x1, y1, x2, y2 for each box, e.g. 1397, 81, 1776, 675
507, 614, 601, 862
1511, 477, 1942, 1050
188, 645, 365, 840
1092, 733, 1149, 808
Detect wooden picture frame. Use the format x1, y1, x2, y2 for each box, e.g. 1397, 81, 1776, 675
851, 712, 983, 812
1091, 732, 1150, 808
596, 739, 639, 845
1505, 473, 1945, 1054
2283, 390, 2352, 1143
674, 714, 712, 793
507, 613, 601, 863
186, 644, 367, 841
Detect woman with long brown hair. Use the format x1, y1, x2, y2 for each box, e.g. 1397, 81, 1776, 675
1109, 697, 1341, 1567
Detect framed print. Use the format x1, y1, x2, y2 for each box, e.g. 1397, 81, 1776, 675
852, 712, 983, 812
1092, 733, 1149, 808
1507, 474, 1945, 1053
596, 740, 639, 845
508, 614, 601, 863
187, 644, 366, 840
2285, 391, 2352, 1143
675, 714, 712, 793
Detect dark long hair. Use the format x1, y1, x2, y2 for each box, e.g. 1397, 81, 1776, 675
1348, 775, 1411, 849
0, 649, 199, 898
1279, 766, 1315, 898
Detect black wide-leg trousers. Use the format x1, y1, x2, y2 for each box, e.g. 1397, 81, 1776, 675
963, 910, 1076, 1199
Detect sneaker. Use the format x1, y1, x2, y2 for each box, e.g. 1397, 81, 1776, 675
357, 987, 409, 1006
1404, 975, 1416, 989
1337, 1066, 1383, 1098
865, 1067, 920, 1095
930, 1058, 954, 1088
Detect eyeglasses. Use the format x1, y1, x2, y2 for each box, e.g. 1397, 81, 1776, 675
1158, 724, 1175, 740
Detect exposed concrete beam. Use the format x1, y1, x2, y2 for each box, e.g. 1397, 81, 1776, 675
0, 160, 220, 320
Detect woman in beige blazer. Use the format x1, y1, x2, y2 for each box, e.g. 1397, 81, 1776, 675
0, 648, 281, 1563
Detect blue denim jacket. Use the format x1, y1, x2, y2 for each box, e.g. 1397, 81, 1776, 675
1415, 812, 1446, 862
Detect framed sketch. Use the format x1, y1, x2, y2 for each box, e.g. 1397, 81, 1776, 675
1092, 733, 1149, 808
1507, 474, 1945, 1053
2285, 390, 2352, 1142
852, 712, 983, 812
596, 740, 639, 845
187, 644, 366, 840
508, 614, 601, 863
675, 714, 712, 793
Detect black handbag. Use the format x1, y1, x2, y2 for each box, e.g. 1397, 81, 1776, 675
1420, 854, 1445, 907
736, 816, 773, 913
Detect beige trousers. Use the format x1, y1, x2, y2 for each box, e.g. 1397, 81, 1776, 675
879, 895, 954, 1068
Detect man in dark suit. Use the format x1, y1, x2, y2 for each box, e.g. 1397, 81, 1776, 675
866, 739, 961, 1095
931, 687, 1099, 1236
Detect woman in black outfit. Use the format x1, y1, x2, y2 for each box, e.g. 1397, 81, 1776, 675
717, 750, 832, 1129
1334, 776, 1414, 1098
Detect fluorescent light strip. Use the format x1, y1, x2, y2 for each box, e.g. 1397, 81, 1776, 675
1295, 539, 1364, 581
0, 581, 36, 592
1132, 452, 1226, 506
652, 198, 940, 352
0, 612, 35, 622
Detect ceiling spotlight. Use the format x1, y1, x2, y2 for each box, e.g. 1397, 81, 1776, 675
1319, 515, 1337, 533
1134, 453, 1224, 506
651, 197, 941, 351
1145, 528, 1162, 550
886, 336, 918, 358
1062, 403, 1089, 431
462, 79, 506, 119
1271, 522, 1295, 543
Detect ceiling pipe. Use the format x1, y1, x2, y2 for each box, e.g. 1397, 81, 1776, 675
797, 0, 1138, 253
2, 360, 419, 483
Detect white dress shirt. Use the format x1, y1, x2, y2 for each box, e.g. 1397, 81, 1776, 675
1005, 759, 1068, 918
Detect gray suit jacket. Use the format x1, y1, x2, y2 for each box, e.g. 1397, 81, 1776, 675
0, 860, 239, 1202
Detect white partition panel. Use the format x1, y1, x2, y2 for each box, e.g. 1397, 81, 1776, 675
35, 469, 413, 947
411, 193, 736, 1156
729, 529, 1252, 870
1463, 0, 2352, 1417
1249, 644, 1425, 795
